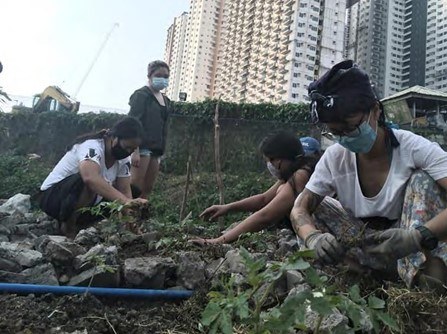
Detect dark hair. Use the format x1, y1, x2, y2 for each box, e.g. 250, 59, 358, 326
260, 131, 304, 160
259, 131, 316, 180
68, 117, 143, 150
147, 60, 170, 77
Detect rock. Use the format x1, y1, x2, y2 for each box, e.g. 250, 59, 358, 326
141, 231, 160, 244
175, 251, 206, 289
68, 265, 120, 287
286, 283, 312, 299
36, 236, 86, 265
74, 227, 100, 247
73, 244, 118, 271
278, 228, 295, 238
21, 263, 59, 285
276, 236, 299, 257
286, 270, 305, 290
224, 250, 246, 274
124, 257, 176, 289
205, 257, 226, 278
35, 235, 69, 249
0, 263, 59, 285
0, 235, 9, 242
304, 308, 349, 333
29, 220, 59, 237
0, 194, 31, 215
223, 249, 263, 274
0, 258, 21, 272
58, 274, 70, 284
0, 242, 43, 267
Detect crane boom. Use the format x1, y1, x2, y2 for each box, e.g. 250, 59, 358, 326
74, 22, 119, 98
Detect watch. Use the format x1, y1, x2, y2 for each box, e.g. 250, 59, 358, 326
415, 225, 438, 251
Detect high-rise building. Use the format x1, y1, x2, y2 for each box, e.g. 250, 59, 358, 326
344, 0, 388, 97
165, 12, 189, 101
214, 0, 346, 103
164, 0, 224, 102
346, 0, 447, 98
425, 0, 447, 91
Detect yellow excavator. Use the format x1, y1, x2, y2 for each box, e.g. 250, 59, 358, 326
31, 86, 80, 113
11, 86, 80, 113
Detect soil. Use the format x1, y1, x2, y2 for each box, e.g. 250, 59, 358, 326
0, 291, 206, 334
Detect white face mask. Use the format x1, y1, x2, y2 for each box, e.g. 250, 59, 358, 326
267, 162, 281, 179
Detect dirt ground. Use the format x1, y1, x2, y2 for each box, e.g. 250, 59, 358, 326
0, 291, 206, 334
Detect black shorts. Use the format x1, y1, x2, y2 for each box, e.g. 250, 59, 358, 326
39, 173, 86, 221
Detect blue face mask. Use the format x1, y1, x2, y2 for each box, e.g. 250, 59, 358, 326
337, 114, 378, 153
151, 77, 169, 91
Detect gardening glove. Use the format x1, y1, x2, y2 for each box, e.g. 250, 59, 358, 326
364, 228, 422, 260
305, 230, 345, 265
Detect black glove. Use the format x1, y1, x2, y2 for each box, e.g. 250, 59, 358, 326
364, 228, 422, 260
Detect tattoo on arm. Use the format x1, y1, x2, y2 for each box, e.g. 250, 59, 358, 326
291, 189, 324, 233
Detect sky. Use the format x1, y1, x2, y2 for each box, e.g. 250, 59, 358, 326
0, 0, 190, 111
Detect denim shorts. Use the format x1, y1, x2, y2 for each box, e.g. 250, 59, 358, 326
140, 149, 162, 156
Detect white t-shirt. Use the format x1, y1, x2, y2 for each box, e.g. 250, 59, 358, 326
306, 129, 447, 220
41, 139, 131, 200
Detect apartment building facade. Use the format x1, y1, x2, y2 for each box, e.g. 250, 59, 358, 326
164, 0, 224, 102
165, 12, 189, 101
425, 0, 447, 91
346, 0, 447, 98
214, 0, 346, 103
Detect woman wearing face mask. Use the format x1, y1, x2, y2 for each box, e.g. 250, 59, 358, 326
190, 132, 319, 245
39, 117, 147, 238
129, 60, 171, 199
291, 60, 447, 290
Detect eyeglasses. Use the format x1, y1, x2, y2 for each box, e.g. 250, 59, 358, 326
321, 112, 371, 141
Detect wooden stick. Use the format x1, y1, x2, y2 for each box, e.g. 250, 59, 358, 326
213, 99, 225, 205
179, 154, 192, 222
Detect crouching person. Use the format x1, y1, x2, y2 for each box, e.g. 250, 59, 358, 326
291, 60, 447, 292
39, 117, 147, 238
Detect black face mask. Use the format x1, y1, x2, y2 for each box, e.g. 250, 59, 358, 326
111, 140, 131, 160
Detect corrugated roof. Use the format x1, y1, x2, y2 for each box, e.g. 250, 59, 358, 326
381, 85, 447, 103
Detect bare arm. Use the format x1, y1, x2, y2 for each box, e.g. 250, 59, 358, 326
290, 188, 325, 240
200, 180, 282, 221
79, 160, 131, 204
226, 180, 282, 212
115, 176, 132, 200
214, 182, 296, 243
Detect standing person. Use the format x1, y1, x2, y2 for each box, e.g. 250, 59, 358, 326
290, 60, 447, 290
190, 132, 319, 245
39, 117, 147, 238
129, 60, 171, 199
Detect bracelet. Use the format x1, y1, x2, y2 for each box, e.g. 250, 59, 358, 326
304, 230, 322, 248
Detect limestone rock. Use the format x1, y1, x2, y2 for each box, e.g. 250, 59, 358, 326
175, 251, 205, 289
0, 194, 31, 215
124, 257, 176, 289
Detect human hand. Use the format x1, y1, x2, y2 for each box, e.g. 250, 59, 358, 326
305, 231, 345, 264
131, 152, 140, 168
199, 205, 229, 221
188, 237, 223, 246
364, 228, 421, 260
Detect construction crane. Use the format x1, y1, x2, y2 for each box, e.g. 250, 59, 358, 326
74, 22, 119, 98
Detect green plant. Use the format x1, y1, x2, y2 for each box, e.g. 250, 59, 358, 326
78, 201, 138, 241
201, 248, 398, 334
84, 254, 118, 295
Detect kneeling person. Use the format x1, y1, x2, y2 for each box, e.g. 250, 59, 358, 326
39, 117, 147, 238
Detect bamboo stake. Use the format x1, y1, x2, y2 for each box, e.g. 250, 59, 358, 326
179, 154, 192, 222
213, 100, 225, 206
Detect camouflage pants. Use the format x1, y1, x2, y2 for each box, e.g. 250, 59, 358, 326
306, 171, 447, 287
